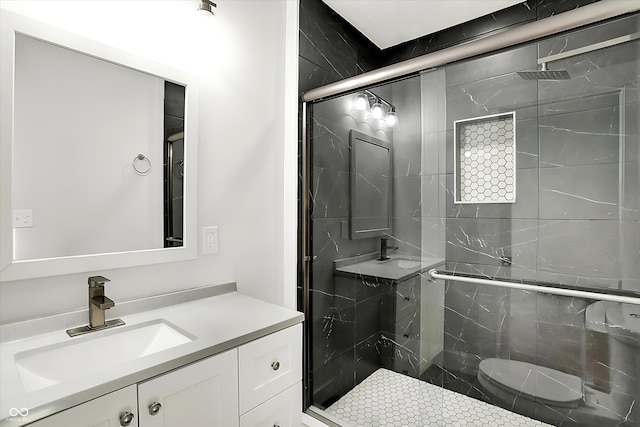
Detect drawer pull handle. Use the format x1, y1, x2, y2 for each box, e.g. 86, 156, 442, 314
274, 424, 281, 427
271, 361, 281, 371
148, 402, 162, 416
404, 297, 410, 301
119, 412, 135, 426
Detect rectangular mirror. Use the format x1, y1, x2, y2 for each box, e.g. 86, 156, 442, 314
0, 11, 199, 281
349, 130, 393, 239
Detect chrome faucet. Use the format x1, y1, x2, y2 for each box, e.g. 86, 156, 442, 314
67, 275, 125, 337
88, 276, 115, 329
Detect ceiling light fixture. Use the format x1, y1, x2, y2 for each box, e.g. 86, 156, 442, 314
197, 0, 217, 16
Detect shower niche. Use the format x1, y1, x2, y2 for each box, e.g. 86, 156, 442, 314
453, 112, 516, 204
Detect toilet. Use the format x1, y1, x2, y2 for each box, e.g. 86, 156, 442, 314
476, 301, 639, 426
477, 358, 584, 409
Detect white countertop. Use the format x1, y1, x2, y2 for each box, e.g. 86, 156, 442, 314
0, 286, 304, 426
335, 254, 444, 282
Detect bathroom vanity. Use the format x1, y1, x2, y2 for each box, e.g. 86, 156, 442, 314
0, 284, 304, 427
334, 254, 444, 377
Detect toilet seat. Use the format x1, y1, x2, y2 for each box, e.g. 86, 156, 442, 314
478, 358, 584, 408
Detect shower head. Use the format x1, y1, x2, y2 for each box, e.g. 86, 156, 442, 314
517, 63, 570, 80
517, 69, 571, 80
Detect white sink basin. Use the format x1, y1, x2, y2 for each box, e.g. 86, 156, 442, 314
389, 258, 422, 269
15, 320, 193, 392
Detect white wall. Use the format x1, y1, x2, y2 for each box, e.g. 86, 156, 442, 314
0, 0, 299, 324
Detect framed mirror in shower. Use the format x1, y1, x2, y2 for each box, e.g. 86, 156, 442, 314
0, 10, 199, 281
349, 130, 393, 239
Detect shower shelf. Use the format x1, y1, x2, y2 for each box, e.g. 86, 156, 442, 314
454, 112, 516, 204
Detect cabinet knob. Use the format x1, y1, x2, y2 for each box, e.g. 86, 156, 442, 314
119, 412, 135, 426
271, 361, 280, 371
148, 401, 162, 416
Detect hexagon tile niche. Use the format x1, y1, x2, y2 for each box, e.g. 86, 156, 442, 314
454, 112, 516, 204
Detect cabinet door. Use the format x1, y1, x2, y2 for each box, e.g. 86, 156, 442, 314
239, 383, 302, 427
27, 385, 137, 427
138, 349, 238, 427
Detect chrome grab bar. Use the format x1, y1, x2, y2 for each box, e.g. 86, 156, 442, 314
428, 269, 640, 306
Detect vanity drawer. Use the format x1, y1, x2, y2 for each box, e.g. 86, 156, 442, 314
238, 324, 302, 414
239, 382, 302, 427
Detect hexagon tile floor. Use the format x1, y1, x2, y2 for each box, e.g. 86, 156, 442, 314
326, 368, 551, 427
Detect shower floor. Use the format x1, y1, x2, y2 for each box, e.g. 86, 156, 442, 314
326, 368, 552, 427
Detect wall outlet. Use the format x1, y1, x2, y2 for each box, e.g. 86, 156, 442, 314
202, 226, 219, 254
13, 209, 34, 228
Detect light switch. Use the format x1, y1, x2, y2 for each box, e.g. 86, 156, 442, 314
13, 209, 34, 228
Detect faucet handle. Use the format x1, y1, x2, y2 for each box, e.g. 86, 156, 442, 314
88, 275, 110, 287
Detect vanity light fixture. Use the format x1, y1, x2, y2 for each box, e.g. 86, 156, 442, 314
197, 0, 217, 16
351, 90, 399, 128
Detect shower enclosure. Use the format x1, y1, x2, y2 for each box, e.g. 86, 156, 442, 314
302, 9, 639, 427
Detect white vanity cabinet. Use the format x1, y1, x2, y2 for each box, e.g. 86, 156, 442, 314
25, 324, 302, 427
137, 348, 239, 427
27, 385, 137, 427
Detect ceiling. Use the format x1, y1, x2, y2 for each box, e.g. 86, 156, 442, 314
322, 0, 524, 50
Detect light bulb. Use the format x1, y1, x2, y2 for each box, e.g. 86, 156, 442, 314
385, 109, 398, 127
371, 100, 385, 120
353, 93, 370, 111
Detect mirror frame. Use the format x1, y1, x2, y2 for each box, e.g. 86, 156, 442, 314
349, 130, 393, 240
0, 10, 199, 281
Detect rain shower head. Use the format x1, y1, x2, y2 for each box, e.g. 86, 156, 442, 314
517, 63, 571, 80
517, 32, 640, 81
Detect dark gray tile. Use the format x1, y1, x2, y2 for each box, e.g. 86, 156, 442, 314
539, 163, 619, 219
356, 294, 381, 344
539, 106, 620, 168
309, 302, 355, 371
394, 175, 421, 218
516, 117, 539, 170
310, 167, 350, 219
446, 218, 538, 270
446, 44, 537, 86
421, 174, 439, 218
622, 162, 639, 221
537, 12, 638, 54
535, 322, 585, 378
446, 74, 538, 131
534, 293, 590, 328
310, 115, 350, 171
391, 217, 422, 257
310, 348, 355, 408
299, 56, 340, 95
620, 221, 640, 291
355, 333, 382, 385
311, 217, 357, 269
537, 220, 620, 280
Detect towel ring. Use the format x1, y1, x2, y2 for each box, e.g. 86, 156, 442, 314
133, 154, 151, 175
